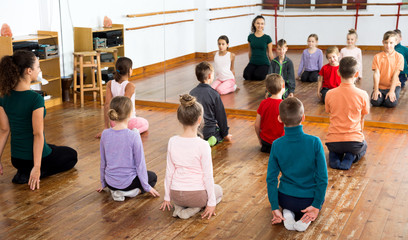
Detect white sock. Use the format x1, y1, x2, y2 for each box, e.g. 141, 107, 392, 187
110, 190, 125, 201
294, 219, 311, 232
178, 207, 201, 219
122, 188, 141, 198
173, 204, 184, 217
282, 209, 296, 231
234, 84, 237, 91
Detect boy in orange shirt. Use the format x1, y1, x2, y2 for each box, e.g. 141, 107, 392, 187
371, 31, 404, 108
325, 56, 370, 170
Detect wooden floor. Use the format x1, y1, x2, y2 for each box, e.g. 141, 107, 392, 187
1, 102, 408, 239
132, 49, 408, 124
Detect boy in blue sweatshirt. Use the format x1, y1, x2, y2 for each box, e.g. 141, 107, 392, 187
267, 97, 328, 232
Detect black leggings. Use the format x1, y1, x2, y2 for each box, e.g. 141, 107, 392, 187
243, 63, 269, 81
107, 171, 157, 193
11, 144, 78, 178
300, 70, 319, 82
278, 191, 314, 221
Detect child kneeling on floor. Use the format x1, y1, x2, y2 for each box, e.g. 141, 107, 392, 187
325, 56, 369, 170
97, 96, 159, 201
267, 97, 328, 232
160, 94, 223, 219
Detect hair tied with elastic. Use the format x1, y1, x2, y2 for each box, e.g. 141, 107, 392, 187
116, 69, 120, 73
179, 94, 196, 107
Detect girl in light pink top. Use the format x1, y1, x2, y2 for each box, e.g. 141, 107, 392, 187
340, 29, 363, 80
160, 94, 223, 220
211, 35, 237, 95
96, 57, 149, 138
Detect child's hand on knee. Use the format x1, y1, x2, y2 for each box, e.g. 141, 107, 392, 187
95, 132, 102, 139
224, 134, 232, 142
300, 206, 319, 223
271, 209, 285, 225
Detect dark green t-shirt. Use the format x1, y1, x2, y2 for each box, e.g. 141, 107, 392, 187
0, 90, 52, 160
248, 33, 272, 66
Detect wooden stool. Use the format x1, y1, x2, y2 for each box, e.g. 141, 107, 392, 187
73, 51, 104, 107
96, 47, 119, 70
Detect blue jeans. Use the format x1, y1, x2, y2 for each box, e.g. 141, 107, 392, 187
370, 87, 401, 108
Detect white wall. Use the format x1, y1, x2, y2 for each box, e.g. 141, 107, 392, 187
1, 0, 407, 77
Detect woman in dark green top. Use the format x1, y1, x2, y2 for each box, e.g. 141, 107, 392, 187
0, 50, 77, 190
243, 15, 274, 81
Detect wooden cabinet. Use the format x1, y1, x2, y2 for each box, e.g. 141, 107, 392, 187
0, 30, 62, 108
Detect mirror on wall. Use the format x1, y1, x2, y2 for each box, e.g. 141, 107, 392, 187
4, 0, 406, 125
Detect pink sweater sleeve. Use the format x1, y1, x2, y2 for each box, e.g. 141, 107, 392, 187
164, 139, 175, 202
201, 143, 216, 206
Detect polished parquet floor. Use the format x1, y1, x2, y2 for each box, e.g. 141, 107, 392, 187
1, 101, 407, 239
132, 49, 407, 124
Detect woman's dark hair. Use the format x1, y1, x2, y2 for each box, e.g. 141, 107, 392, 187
177, 94, 203, 126
0, 50, 36, 96
114, 57, 133, 82
251, 15, 265, 33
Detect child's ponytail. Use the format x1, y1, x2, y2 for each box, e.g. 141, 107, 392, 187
114, 57, 133, 82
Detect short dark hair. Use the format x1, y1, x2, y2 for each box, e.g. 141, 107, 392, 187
195, 61, 213, 83
265, 73, 284, 95
277, 39, 287, 48
339, 56, 358, 79
279, 97, 304, 127
383, 30, 398, 41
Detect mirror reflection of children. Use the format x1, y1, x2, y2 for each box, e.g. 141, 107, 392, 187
394, 29, 408, 88
95, 57, 148, 138
97, 96, 159, 201
211, 35, 237, 95
269, 39, 295, 99
371, 31, 404, 108
317, 47, 341, 103
160, 94, 223, 220
340, 29, 363, 81
297, 34, 323, 83
243, 15, 274, 81
267, 98, 328, 232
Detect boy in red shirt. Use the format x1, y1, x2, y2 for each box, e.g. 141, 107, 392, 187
255, 73, 285, 153
317, 46, 341, 103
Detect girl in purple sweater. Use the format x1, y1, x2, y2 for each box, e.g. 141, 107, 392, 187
97, 96, 159, 201
297, 34, 323, 83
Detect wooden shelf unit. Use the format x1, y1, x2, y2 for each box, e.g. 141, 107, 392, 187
73, 24, 124, 85
73, 24, 124, 56
0, 30, 62, 108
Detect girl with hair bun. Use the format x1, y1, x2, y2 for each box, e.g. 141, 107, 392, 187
98, 96, 159, 201
160, 94, 223, 220
0, 50, 77, 190
96, 57, 149, 138
340, 29, 363, 80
